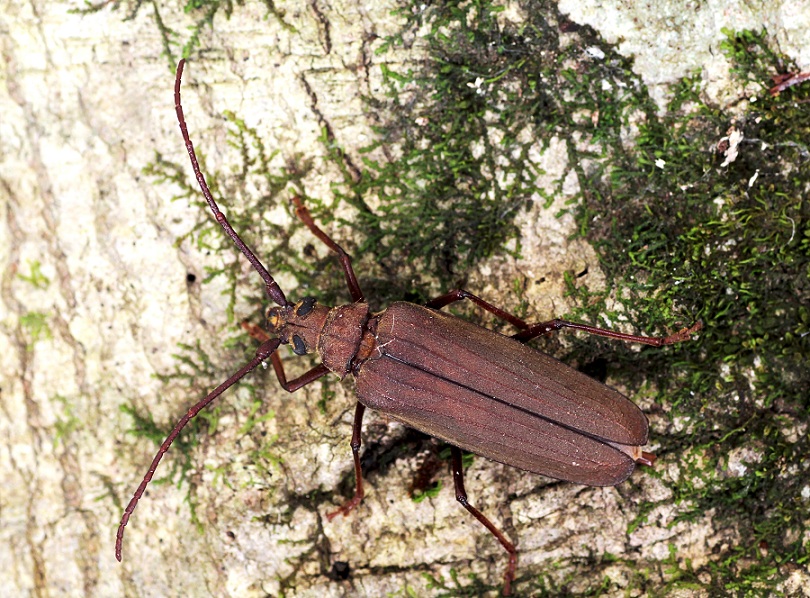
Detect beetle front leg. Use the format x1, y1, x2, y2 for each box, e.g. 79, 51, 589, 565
451, 447, 517, 596
327, 402, 366, 520
271, 353, 331, 392
242, 321, 330, 391
245, 318, 366, 517
291, 196, 365, 303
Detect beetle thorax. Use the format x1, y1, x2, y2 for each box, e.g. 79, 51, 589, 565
267, 297, 371, 378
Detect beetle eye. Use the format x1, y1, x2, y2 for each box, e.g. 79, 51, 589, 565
296, 296, 317, 317
292, 334, 307, 355
266, 308, 280, 329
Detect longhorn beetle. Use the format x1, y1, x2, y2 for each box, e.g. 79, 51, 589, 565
115, 59, 702, 595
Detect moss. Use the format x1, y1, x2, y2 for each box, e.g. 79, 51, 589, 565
423, 567, 496, 597
16, 260, 50, 289
367, 14, 808, 596
19, 311, 52, 347
52, 395, 81, 447
561, 27, 810, 597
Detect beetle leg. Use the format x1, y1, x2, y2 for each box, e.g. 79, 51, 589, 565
270, 352, 331, 392
327, 402, 366, 520
426, 288, 530, 330
241, 320, 272, 342
451, 447, 517, 596
425, 289, 702, 348
241, 321, 332, 391
512, 319, 703, 346
291, 196, 365, 303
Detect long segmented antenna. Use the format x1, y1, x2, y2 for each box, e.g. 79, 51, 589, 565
115, 338, 280, 561
174, 58, 288, 307
116, 59, 290, 561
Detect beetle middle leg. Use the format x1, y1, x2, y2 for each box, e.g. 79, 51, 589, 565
285, 198, 370, 518
451, 446, 517, 596
246, 305, 366, 518
243, 320, 366, 507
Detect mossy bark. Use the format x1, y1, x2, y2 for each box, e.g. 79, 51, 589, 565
1, 1, 808, 596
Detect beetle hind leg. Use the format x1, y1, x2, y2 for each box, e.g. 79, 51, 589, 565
451, 447, 517, 596
512, 318, 703, 346
327, 403, 367, 520
426, 288, 702, 348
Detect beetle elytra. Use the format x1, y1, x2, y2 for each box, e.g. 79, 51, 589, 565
115, 59, 702, 595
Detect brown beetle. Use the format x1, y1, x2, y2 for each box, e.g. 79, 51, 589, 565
115, 59, 701, 595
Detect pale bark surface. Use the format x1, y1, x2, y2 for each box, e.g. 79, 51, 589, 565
1, 1, 807, 597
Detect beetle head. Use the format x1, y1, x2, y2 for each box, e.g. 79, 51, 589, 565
266, 296, 330, 356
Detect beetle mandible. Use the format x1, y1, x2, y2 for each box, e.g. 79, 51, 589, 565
115, 59, 702, 595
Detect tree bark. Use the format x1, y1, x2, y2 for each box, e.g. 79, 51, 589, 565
1, 1, 807, 596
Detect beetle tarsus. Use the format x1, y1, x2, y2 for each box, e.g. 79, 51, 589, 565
326, 495, 363, 521
639, 451, 657, 466
660, 321, 704, 345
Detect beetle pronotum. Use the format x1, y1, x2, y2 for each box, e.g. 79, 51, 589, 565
115, 59, 702, 595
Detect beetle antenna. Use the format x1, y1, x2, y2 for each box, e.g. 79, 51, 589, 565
115, 337, 281, 562
174, 59, 289, 307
